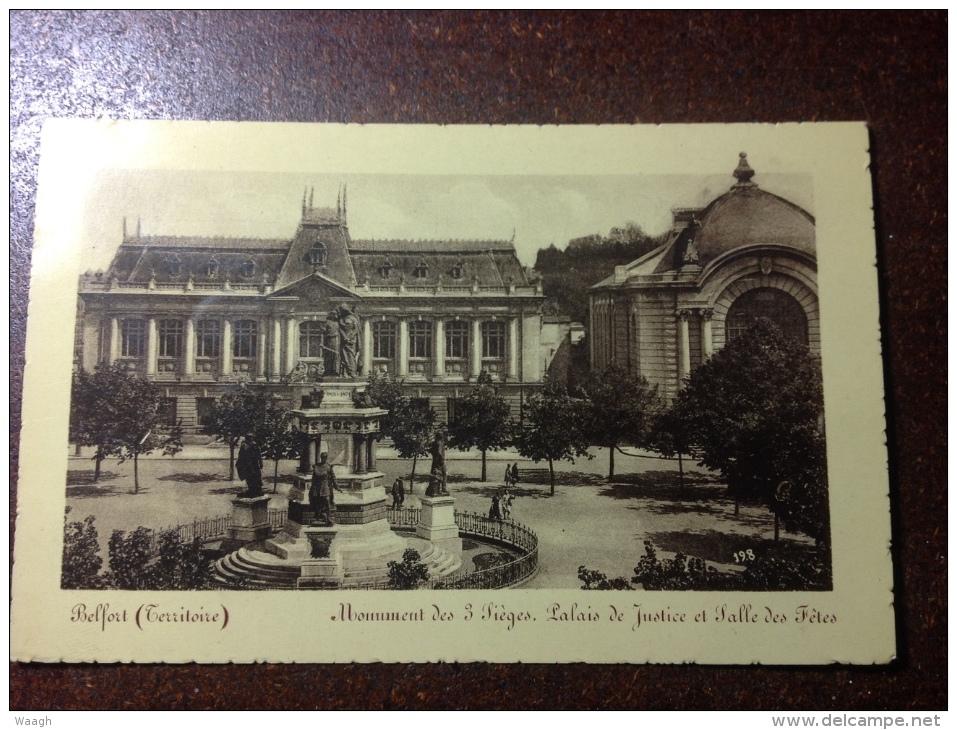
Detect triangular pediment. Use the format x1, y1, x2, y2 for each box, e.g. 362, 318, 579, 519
268, 272, 360, 304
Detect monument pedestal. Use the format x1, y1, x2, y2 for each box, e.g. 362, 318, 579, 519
416, 495, 462, 554
227, 495, 271, 544
297, 526, 344, 588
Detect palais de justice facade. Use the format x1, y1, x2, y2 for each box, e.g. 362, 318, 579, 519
76, 188, 547, 433
589, 153, 819, 401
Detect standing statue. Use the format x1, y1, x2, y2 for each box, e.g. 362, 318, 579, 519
426, 430, 449, 497
236, 433, 264, 498
323, 311, 340, 377
337, 305, 361, 379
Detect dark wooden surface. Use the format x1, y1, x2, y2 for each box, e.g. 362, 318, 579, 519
10, 11, 946, 710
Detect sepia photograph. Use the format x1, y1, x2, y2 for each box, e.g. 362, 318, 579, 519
13, 122, 891, 664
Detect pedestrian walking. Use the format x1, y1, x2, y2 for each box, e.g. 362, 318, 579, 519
488, 493, 502, 521
502, 488, 513, 520
390, 477, 405, 509
504, 463, 513, 488
510, 462, 520, 487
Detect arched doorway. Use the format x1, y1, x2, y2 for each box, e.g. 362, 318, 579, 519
726, 287, 809, 345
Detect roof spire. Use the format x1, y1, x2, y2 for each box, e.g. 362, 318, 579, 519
343, 183, 348, 226
733, 151, 756, 186
302, 187, 307, 215
309, 186, 314, 208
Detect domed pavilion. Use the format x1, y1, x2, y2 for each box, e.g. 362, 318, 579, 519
588, 152, 818, 400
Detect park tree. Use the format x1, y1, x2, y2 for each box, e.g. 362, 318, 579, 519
447, 372, 514, 482
646, 402, 696, 495
113, 376, 184, 494
253, 399, 301, 492
516, 382, 592, 494
581, 364, 661, 479
390, 398, 437, 491
365, 371, 406, 437
208, 387, 270, 481
70, 364, 183, 491
674, 318, 829, 544
70, 364, 135, 482
366, 373, 437, 491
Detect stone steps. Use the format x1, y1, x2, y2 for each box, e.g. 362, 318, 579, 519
212, 535, 462, 589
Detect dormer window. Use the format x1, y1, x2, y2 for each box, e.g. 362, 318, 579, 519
450, 261, 464, 280
378, 261, 394, 279
413, 261, 429, 279
240, 260, 256, 278
166, 256, 181, 276
205, 259, 219, 278
308, 242, 327, 268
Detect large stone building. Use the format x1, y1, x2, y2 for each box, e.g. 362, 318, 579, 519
589, 153, 818, 401
76, 188, 546, 432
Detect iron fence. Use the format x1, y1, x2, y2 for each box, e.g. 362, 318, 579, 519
148, 505, 538, 590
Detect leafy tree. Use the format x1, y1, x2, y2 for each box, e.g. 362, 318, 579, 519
70, 364, 135, 482
516, 382, 591, 494
387, 548, 430, 589
254, 399, 301, 492
447, 372, 514, 482
365, 371, 406, 437
61, 508, 103, 589
645, 403, 696, 494
581, 364, 661, 479
391, 398, 437, 492
366, 373, 436, 492
674, 318, 829, 544
70, 364, 183, 491
113, 377, 184, 494
208, 388, 270, 481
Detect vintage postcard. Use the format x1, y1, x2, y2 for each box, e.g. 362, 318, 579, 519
12, 122, 894, 663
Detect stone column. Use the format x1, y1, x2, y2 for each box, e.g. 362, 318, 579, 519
366, 435, 376, 472
434, 318, 445, 380
272, 318, 282, 378
677, 309, 691, 381
362, 319, 372, 377
256, 319, 267, 378
397, 318, 409, 377
146, 317, 158, 375
108, 316, 119, 364
298, 431, 312, 474
353, 435, 366, 473
222, 318, 233, 377
184, 317, 196, 375
507, 317, 519, 379
285, 317, 297, 375
471, 319, 482, 378
700, 308, 714, 359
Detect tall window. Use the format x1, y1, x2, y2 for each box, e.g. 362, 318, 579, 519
413, 261, 429, 279
481, 321, 506, 359
726, 288, 808, 345
446, 321, 469, 359
196, 320, 221, 358
240, 260, 256, 278
408, 321, 432, 359
308, 243, 326, 267
300, 321, 326, 358
373, 321, 396, 359
121, 318, 146, 357
205, 259, 219, 278
233, 320, 258, 358
158, 319, 183, 358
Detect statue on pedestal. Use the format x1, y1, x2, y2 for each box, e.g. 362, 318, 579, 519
324, 312, 340, 377
426, 430, 450, 497
337, 305, 361, 379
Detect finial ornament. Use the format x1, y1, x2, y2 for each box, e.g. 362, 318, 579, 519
733, 151, 755, 185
